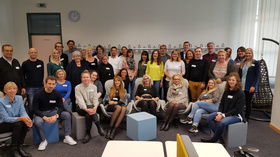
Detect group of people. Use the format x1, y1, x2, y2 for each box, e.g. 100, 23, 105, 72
0, 41, 260, 156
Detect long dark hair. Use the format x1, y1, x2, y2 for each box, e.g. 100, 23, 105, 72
150, 49, 161, 65
140, 51, 149, 63
119, 68, 129, 79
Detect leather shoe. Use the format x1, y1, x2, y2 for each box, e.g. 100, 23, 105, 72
109, 128, 116, 140
18, 144, 32, 157
159, 123, 166, 131
164, 123, 170, 131
105, 128, 112, 139
82, 134, 91, 144
201, 137, 217, 143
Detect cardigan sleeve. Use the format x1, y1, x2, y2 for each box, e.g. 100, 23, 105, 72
75, 85, 87, 109
160, 62, 164, 78
251, 61, 260, 90
103, 87, 111, 105
63, 81, 72, 100
210, 90, 220, 104
208, 62, 216, 79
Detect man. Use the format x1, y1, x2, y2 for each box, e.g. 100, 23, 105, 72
52, 42, 69, 68
187, 47, 209, 102
203, 42, 217, 66
180, 41, 190, 60
33, 76, 77, 151
0, 44, 25, 96
159, 44, 171, 100
108, 47, 122, 76
64, 40, 78, 63
22, 48, 44, 119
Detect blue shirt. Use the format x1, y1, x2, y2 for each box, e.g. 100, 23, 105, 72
0, 95, 29, 123
55, 80, 72, 99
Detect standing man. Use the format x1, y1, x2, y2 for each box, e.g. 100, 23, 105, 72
108, 47, 122, 76
159, 44, 170, 100
180, 41, 190, 60
64, 40, 78, 63
203, 42, 217, 66
0, 44, 25, 96
33, 76, 77, 151
54, 42, 69, 69
187, 47, 209, 102
22, 48, 44, 119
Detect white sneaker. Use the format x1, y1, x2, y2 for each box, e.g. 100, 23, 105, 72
38, 140, 48, 151
63, 135, 77, 145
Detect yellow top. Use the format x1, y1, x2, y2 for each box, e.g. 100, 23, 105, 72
145, 61, 164, 81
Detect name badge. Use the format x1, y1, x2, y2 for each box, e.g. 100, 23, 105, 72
61, 66, 63, 69
50, 100, 56, 103
91, 63, 95, 65
236, 63, 241, 65
144, 89, 147, 91
204, 94, 207, 97
63, 85, 67, 87
89, 89, 95, 92
15, 66, 20, 69
179, 92, 182, 95
106, 67, 110, 70
5, 105, 11, 108
113, 98, 118, 101
191, 64, 196, 67
212, 60, 216, 62
156, 65, 159, 67
252, 64, 255, 66
60, 58, 64, 61
227, 95, 233, 99
144, 64, 147, 66
37, 65, 42, 68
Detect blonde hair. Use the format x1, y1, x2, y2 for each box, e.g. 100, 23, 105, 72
81, 70, 90, 78
109, 76, 125, 99
240, 48, 254, 69
217, 50, 226, 56
56, 69, 66, 79
142, 74, 152, 87
169, 74, 186, 86
202, 79, 218, 94
170, 49, 181, 62
4, 81, 18, 92
50, 49, 61, 64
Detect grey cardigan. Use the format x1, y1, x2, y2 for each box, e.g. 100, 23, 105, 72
167, 84, 189, 106
208, 62, 233, 81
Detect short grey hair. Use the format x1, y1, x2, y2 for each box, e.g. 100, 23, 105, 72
73, 51, 81, 57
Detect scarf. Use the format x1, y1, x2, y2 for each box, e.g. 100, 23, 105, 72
170, 84, 183, 95
127, 58, 135, 70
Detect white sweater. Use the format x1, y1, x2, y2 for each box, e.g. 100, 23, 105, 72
75, 83, 98, 109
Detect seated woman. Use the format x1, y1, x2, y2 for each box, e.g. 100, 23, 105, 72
0, 82, 32, 157
160, 74, 188, 131
201, 72, 245, 143
103, 76, 127, 140
181, 79, 220, 133
75, 70, 105, 144
135, 74, 159, 116
55, 69, 72, 112
90, 70, 103, 104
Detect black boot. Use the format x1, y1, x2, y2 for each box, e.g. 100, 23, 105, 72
159, 123, 166, 131
109, 127, 117, 140
17, 144, 32, 157
95, 121, 105, 136
82, 134, 91, 144
105, 127, 112, 139
164, 123, 170, 131
10, 145, 21, 157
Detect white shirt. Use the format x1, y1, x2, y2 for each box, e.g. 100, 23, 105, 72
164, 60, 185, 81
109, 56, 122, 74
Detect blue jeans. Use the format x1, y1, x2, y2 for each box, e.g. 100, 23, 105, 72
26, 86, 43, 119
63, 98, 72, 112
34, 109, 71, 141
207, 112, 241, 140
188, 101, 219, 126
153, 81, 161, 94
126, 93, 131, 104
128, 76, 136, 95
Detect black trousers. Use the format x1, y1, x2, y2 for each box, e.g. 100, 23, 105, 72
76, 107, 98, 131
0, 121, 28, 145
244, 91, 254, 119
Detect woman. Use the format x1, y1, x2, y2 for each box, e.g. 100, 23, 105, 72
164, 49, 185, 90
86, 47, 98, 71
224, 47, 234, 70
103, 76, 127, 140
66, 51, 89, 111
80, 49, 87, 61
122, 49, 137, 94
135, 74, 159, 115
119, 68, 130, 93
201, 72, 245, 143
234, 46, 246, 72
160, 74, 188, 131
182, 79, 220, 133
95, 45, 105, 64
136, 51, 149, 78
97, 55, 114, 95
183, 49, 195, 99
238, 48, 260, 120
90, 70, 103, 104
55, 69, 72, 112
75, 70, 105, 144
47, 49, 64, 76
119, 46, 128, 60
208, 50, 233, 86
146, 50, 164, 94
0, 82, 32, 157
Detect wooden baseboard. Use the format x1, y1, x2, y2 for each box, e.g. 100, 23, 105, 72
269, 123, 280, 134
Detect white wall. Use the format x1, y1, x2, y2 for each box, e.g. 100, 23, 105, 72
0, 0, 241, 63
0, 0, 14, 50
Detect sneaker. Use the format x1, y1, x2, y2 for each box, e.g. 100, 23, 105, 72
38, 140, 48, 151
63, 135, 77, 145
180, 117, 193, 124
189, 126, 198, 133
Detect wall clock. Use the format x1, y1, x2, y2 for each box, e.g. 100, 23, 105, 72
69, 11, 80, 22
